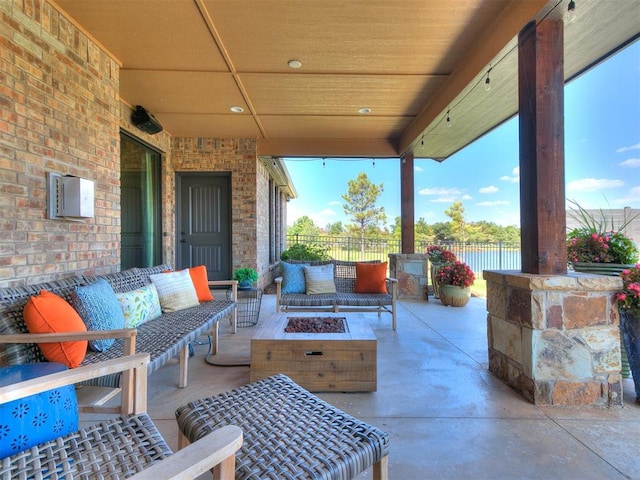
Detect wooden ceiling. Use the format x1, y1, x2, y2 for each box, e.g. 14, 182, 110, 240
56, 0, 639, 161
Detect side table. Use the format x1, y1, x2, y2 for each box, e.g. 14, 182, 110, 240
229, 287, 262, 327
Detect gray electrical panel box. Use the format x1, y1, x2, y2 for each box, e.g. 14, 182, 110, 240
47, 173, 95, 219
59, 176, 94, 217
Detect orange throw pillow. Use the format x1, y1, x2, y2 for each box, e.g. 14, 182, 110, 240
23, 290, 88, 368
189, 265, 214, 302
354, 262, 388, 294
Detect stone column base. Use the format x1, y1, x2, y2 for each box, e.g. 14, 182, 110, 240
388, 253, 428, 300
484, 270, 623, 407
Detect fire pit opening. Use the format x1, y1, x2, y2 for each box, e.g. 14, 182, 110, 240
285, 317, 347, 333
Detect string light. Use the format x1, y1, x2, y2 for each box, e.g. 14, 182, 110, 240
322, 157, 326, 168
484, 67, 492, 92
414, 0, 573, 144
372, 159, 376, 168
567, 0, 577, 22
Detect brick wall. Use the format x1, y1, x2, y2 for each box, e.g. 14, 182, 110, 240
0, 0, 123, 286
0, 0, 287, 288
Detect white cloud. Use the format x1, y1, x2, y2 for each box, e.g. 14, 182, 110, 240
479, 185, 498, 194
566, 178, 625, 192
414, 166, 424, 172
476, 200, 509, 207
615, 142, 640, 153
619, 158, 640, 168
430, 196, 459, 203
500, 166, 519, 183
327, 200, 342, 206
462, 194, 473, 201
609, 185, 640, 207
418, 187, 462, 196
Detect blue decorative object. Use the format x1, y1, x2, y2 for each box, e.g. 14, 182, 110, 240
73, 279, 125, 352
280, 262, 309, 294
0, 363, 78, 458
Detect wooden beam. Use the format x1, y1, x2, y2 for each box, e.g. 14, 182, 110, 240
400, 153, 415, 254
518, 19, 566, 274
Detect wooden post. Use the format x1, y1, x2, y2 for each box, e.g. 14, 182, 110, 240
400, 153, 415, 254
518, 20, 567, 274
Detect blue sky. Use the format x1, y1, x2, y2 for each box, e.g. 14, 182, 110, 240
285, 40, 640, 229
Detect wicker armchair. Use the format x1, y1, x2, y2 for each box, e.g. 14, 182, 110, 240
0, 354, 242, 479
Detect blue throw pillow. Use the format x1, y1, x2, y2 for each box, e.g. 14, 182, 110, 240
0, 362, 78, 458
73, 279, 125, 352
280, 262, 309, 294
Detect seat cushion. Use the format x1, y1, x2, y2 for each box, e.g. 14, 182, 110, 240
23, 290, 88, 368
73, 279, 125, 352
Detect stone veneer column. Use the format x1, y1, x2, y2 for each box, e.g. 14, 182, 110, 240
484, 270, 623, 407
388, 254, 428, 300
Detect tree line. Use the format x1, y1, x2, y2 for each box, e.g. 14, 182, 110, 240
288, 172, 520, 244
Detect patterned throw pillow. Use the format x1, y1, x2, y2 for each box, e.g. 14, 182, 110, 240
0, 362, 78, 458
73, 279, 125, 352
149, 269, 200, 312
23, 290, 88, 368
280, 262, 309, 294
116, 284, 162, 328
304, 264, 337, 295
354, 262, 388, 293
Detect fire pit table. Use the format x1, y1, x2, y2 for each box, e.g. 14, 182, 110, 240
250, 313, 377, 392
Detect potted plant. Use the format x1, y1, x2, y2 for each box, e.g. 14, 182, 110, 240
616, 264, 640, 402
426, 245, 457, 299
233, 267, 258, 289
435, 261, 475, 307
567, 200, 639, 274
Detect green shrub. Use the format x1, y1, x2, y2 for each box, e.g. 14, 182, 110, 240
281, 243, 330, 261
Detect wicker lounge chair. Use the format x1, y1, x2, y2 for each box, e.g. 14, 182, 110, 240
0, 354, 242, 479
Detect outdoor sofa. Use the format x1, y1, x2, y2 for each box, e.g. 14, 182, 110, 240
0, 264, 237, 412
275, 259, 398, 330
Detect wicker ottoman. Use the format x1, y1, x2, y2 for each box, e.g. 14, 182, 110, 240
175, 374, 389, 479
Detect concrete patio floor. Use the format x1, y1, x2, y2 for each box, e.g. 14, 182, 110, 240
88, 294, 640, 479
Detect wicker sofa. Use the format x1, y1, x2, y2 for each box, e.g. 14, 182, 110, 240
0, 353, 243, 479
0, 264, 237, 412
275, 259, 398, 330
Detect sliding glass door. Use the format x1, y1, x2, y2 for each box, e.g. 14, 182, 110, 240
120, 133, 162, 270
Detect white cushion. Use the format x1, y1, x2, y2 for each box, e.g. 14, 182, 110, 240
149, 270, 200, 312
304, 264, 336, 295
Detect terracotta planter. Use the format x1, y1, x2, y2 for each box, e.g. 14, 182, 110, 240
439, 285, 471, 307
430, 262, 444, 299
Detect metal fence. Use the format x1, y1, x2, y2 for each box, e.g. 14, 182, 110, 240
285, 234, 522, 273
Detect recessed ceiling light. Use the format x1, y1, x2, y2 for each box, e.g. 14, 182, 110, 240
358, 107, 372, 114
230, 106, 244, 113
287, 59, 302, 69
